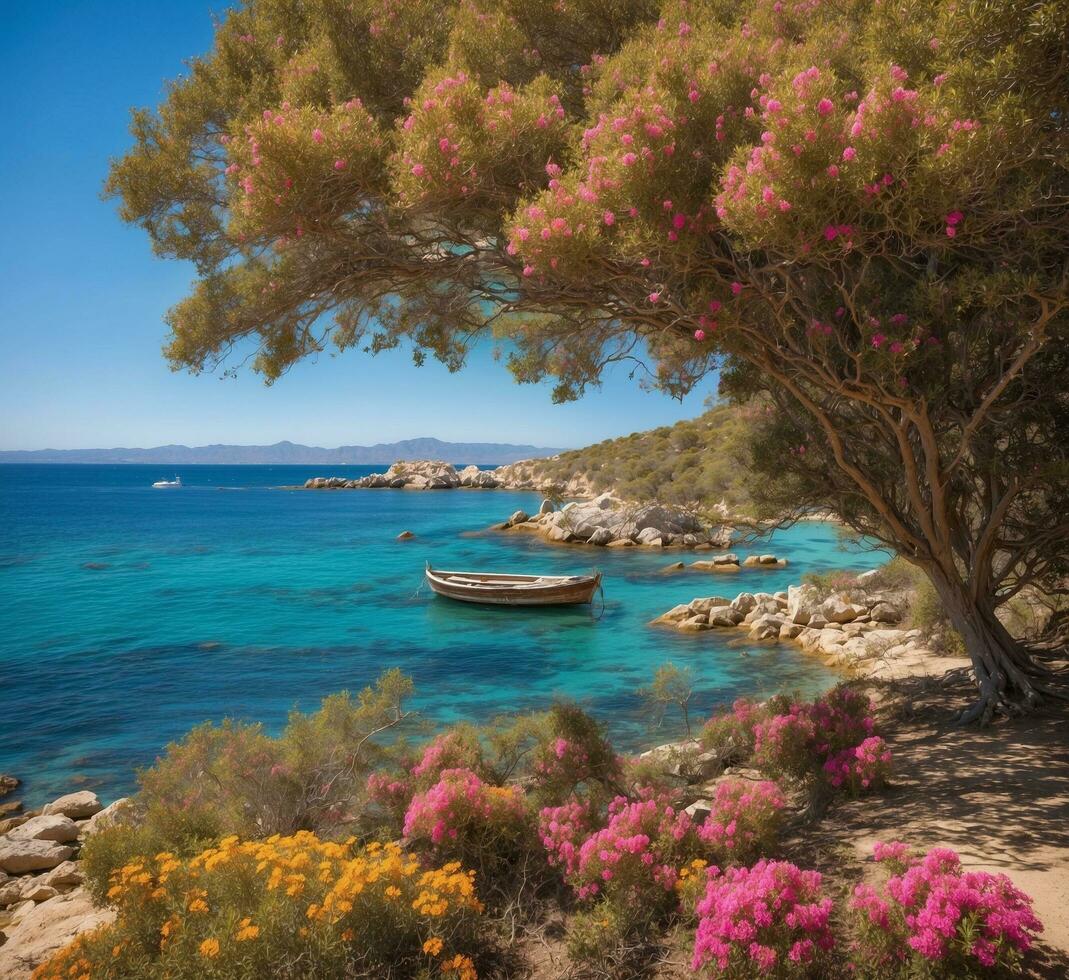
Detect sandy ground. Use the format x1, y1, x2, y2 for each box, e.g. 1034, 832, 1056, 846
784, 651, 1069, 978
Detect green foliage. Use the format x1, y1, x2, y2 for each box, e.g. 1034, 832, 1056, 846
513, 400, 758, 510
130, 669, 414, 847
638, 662, 695, 738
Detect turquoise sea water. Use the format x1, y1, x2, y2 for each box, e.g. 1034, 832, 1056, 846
0, 465, 887, 806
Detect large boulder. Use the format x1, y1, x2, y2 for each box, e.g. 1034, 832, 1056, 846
41, 792, 101, 820
820, 595, 868, 624
0, 776, 19, 797
749, 614, 785, 640
870, 601, 903, 624
39, 861, 84, 891
79, 798, 132, 838
651, 604, 693, 625
538, 498, 555, 516
786, 584, 821, 625
631, 503, 703, 534
505, 509, 530, 527
568, 521, 599, 541
708, 606, 745, 627
0, 887, 116, 979
587, 527, 613, 546
6, 815, 79, 844
636, 527, 664, 546
0, 839, 74, 875
731, 592, 757, 614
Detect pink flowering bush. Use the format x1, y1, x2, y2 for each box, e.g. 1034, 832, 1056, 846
364, 728, 489, 834
409, 729, 487, 784
752, 686, 887, 793
698, 779, 787, 864
529, 703, 622, 806
691, 860, 835, 977
567, 794, 704, 906
700, 696, 789, 761
849, 842, 1043, 977
823, 736, 893, 796
402, 767, 536, 892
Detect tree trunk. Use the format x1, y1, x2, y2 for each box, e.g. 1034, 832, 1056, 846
928, 569, 1051, 724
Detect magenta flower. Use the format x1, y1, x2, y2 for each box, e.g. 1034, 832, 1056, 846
311, 128, 324, 143
842, 146, 857, 161
694, 329, 706, 342
817, 98, 834, 116
602, 210, 615, 226
648, 292, 661, 303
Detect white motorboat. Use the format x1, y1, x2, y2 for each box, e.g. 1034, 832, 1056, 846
152, 476, 182, 488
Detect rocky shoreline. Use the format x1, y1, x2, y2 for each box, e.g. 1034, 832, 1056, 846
494, 491, 742, 551
0, 785, 131, 977
651, 571, 931, 670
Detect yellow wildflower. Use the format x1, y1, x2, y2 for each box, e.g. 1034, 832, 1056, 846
235, 923, 260, 942
423, 937, 444, 956
199, 938, 220, 958
385, 885, 402, 900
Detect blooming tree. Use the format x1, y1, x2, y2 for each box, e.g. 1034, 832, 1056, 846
108, 0, 1069, 721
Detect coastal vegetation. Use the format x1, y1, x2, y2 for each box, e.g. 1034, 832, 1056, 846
499, 403, 757, 510
107, 0, 1069, 722
24, 667, 1049, 978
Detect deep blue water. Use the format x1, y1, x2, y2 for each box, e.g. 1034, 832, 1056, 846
0, 464, 887, 806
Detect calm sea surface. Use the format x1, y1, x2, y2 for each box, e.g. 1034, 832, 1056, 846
0, 464, 887, 806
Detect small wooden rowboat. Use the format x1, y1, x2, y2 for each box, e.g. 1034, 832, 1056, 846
425, 565, 602, 606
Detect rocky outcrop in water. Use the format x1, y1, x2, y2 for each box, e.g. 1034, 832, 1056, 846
496, 491, 735, 550
304, 461, 500, 490
652, 575, 923, 670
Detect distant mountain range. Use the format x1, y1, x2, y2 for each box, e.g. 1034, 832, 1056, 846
0, 438, 565, 466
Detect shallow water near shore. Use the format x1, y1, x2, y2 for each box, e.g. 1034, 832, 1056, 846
0, 464, 889, 806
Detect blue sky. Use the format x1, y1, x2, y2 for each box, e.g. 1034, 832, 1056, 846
0, 2, 713, 451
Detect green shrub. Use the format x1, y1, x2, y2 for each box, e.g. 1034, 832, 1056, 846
801, 569, 861, 597
908, 577, 947, 631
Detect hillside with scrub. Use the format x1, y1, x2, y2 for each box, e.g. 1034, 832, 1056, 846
496, 402, 758, 511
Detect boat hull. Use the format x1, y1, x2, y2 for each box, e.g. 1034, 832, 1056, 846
425, 569, 601, 606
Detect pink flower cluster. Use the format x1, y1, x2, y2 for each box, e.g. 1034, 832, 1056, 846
365, 771, 411, 818
397, 72, 567, 206
410, 732, 480, 781
538, 798, 595, 875
691, 860, 834, 973
532, 735, 597, 798
402, 767, 525, 847
851, 843, 1043, 972
697, 779, 786, 860
564, 795, 700, 902
751, 687, 886, 789
822, 735, 892, 794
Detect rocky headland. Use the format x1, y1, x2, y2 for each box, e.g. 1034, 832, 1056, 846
303, 460, 502, 490
493, 491, 738, 550
0, 785, 131, 978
